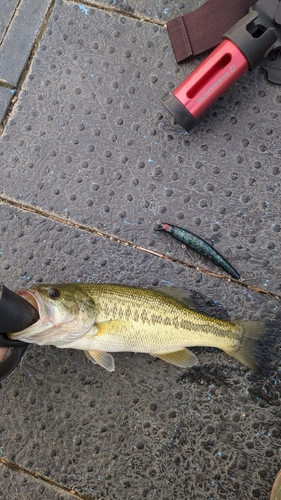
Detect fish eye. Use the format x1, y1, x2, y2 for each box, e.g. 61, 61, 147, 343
48, 288, 60, 299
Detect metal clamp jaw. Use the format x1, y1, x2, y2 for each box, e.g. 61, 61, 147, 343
0, 285, 39, 382
224, 10, 277, 70
0, 336, 29, 382
253, 0, 281, 30
161, 1, 281, 132
253, 0, 281, 83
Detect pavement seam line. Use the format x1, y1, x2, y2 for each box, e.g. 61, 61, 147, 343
0, 0, 56, 132
1, 1, 276, 301
0, 0, 168, 134
0, 194, 280, 300
68, 0, 166, 26
52, 11, 160, 223
1, 0, 168, 230
0, 80, 16, 90
0, 0, 22, 48
0, 458, 92, 499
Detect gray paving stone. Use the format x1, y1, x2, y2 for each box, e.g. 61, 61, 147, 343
0, 87, 15, 123
0, 1, 281, 296
0, 0, 52, 87
0, 0, 19, 44
0, 203, 280, 500
0, 2, 281, 498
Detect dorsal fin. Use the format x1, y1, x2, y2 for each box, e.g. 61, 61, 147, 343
151, 286, 199, 311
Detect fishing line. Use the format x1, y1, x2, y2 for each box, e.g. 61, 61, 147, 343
51, 15, 281, 233
52, 14, 161, 224
49, 19, 253, 234
49, 12, 280, 289
5, 4, 279, 242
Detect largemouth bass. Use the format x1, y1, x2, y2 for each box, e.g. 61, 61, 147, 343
9, 283, 265, 372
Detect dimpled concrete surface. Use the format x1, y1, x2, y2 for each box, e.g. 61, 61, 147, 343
85, 0, 204, 22
0, 460, 77, 500
0, 0, 281, 499
1, 1, 281, 293
0, 204, 280, 500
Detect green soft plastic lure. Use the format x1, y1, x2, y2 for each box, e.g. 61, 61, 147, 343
156, 223, 240, 280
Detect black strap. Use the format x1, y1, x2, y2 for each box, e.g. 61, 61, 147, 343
167, 0, 258, 62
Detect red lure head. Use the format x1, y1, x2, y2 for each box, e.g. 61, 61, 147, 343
154, 222, 172, 233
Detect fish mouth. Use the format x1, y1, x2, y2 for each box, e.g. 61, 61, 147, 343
7, 289, 46, 341
17, 288, 53, 325
11, 287, 95, 347
17, 289, 40, 313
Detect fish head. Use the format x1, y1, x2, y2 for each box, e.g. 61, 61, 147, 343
8, 284, 96, 347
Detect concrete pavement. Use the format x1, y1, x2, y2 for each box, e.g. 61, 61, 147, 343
0, 1, 281, 498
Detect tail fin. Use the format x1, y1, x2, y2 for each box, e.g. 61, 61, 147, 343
224, 321, 268, 373
270, 469, 281, 500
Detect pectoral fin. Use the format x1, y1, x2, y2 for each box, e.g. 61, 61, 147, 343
153, 348, 198, 368
85, 350, 115, 372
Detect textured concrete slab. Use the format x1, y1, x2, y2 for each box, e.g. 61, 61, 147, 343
0, 87, 15, 123
0, 0, 281, 296
0, 0, 19, 44
0, 1, 281, 499
0, 0, 52, 87
86, 0, 204, 22
0, 203, 280, 500
0, 460, 77, 500
0, 202, 274, 317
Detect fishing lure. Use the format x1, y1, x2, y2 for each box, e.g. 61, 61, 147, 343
156, 223, 240, 280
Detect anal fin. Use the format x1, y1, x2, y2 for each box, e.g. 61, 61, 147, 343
153, 348, 198, 368
85, 350, 115, 372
